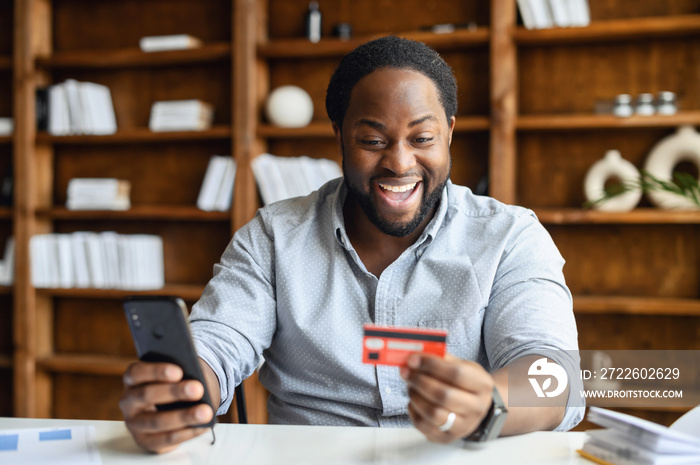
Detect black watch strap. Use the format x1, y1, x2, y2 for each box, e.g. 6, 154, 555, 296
464, 386, 508, 442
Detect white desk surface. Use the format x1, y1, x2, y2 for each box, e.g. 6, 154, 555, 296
0, 417, 591, 464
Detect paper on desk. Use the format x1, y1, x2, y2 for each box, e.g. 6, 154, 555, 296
0, 425, 102, 465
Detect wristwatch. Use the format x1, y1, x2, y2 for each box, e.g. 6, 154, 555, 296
464, 387, 508, 442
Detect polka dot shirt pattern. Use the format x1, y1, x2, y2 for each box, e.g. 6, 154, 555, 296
189, 178, 584, 430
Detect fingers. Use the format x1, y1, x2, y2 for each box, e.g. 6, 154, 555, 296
120, 361, 214, 453
401, 353, 494, 442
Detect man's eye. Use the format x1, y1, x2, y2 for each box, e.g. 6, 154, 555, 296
415, 137, 434, 143
362, 140, 383, 146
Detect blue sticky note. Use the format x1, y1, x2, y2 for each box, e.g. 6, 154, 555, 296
0, 434, 19, 451
39, 429, 72, 441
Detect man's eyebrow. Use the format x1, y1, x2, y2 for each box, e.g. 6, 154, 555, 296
409, 115, 438, 127
354, 119, 385, 130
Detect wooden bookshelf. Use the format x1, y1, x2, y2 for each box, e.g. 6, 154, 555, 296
37, 206, 230, 221
35, 42, 231, 69
36, 126, 231, 144
535, 208, 700, 225
8, 0, 700, 430
574, 295, 700, 316
514, 14, 700, 45
517, 112, 700, 131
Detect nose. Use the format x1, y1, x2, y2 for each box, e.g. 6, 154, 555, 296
380, 140, 416, 175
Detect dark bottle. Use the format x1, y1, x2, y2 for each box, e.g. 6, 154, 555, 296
305, 2, 322, 43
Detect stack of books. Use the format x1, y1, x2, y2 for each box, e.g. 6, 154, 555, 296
30, 232, 164, 290
251, 153, 342, 205
148, 99, 214, 132
517, 0, 590, 29
139, 34, 203, 52
579, 407, 700, 465
40, 79, 118, 136
197, 156, 236, 212
0, 237, 14, 286
66, 178, 131, 211
0, 117, 13, 136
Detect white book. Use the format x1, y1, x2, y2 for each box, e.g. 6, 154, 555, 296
0, 236, 14, 285
548, 0, 571, 27
71, 232, 91, 288
29, 235, 44, 288
84, 233, 106, 288
82, 82, 118, 135
214, 157, 236, 211
100, 231, 121, 289
139, 34, 203, 53
48, 84, 71, 136
0, 117, 13, 136
197, 156, 228, 211
566, 0, 590, 27
517, 0, 537, 29
56, 234, 75, 288
118, 235, 134, 290
529, 0, 554, 29
145, 235, 164, 290
63, 79, 85, 135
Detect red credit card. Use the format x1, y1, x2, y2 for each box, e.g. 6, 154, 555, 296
362, 324, 448, 366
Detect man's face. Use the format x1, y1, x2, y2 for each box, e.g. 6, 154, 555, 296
335, 68, 455, 238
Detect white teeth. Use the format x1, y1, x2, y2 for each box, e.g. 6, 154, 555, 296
379, 182, 417, 193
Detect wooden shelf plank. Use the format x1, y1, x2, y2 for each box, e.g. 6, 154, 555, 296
517, 112, 700, 131
36, 42, 231, 69
259, 28, 490, 58
0, 286, 12, 295
36, 125, 231, 144
0, 55, 11, 69
258, 116, 490, 138
37, 354, 134, 376
574, 295, 700, 316
37, 205, 230, 222
515, 15, 700, 45
0, 354, 12, 369
535, 208, 700, 225
0, 207, 12, 219
0, 136, 12, 144
36, 283, 206, 301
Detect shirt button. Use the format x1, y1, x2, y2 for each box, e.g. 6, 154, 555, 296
385, 387, 392, 394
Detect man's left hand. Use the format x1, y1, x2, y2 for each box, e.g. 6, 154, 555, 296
400, 353, 494, 443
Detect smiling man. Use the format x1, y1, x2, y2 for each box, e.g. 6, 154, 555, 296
120, 36, 583, 453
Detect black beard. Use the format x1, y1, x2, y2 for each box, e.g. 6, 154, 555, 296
343, 160, 449, 238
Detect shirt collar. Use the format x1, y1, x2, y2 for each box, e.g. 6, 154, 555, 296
332, 179, 451, 251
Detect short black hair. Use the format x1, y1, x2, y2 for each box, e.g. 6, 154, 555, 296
325, 35, 458, 127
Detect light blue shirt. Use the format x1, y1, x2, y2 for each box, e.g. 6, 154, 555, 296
190, 178, 584, 430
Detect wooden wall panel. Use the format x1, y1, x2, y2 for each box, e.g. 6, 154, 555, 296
576, 314, 700, 350
53, 142, 230, 206
587, 0, 700, 20
0, 1, 11, 55
517, 129, 675, 208
52, 0, 231, 51
550, 225, 699, 298
54, 220, 231, 285
519, 38, 700, 115
52, 64, 232, 129
53, 374, 127, 420
267, 0, 489, 40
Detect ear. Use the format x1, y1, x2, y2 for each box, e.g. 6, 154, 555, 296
447, 116, 456, 146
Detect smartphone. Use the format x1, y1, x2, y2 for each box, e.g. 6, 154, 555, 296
123, 296, 216, 428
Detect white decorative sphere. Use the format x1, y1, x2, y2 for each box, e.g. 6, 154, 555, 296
265, 85, 314, 128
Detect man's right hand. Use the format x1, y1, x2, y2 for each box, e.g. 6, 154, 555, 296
119, 361, 214, 453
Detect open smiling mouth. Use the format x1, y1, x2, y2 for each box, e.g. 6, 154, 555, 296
376, 181, 421, 205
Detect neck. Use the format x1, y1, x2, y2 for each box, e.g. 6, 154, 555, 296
343, 196, 436, 277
